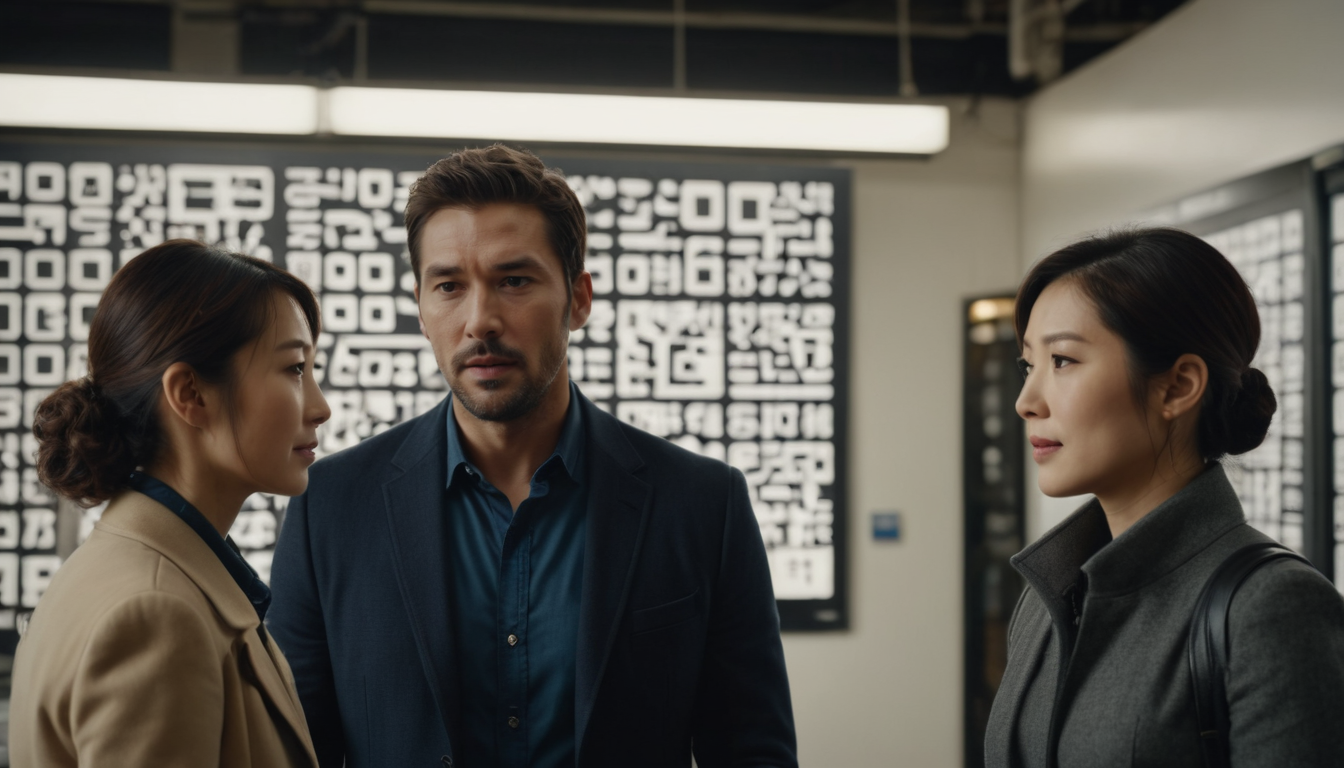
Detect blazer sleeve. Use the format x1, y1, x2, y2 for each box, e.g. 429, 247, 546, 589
691, 466, 799, 768
70, 591, 224, 767
1226, 558, 1344, 768
268, 490, 346, 768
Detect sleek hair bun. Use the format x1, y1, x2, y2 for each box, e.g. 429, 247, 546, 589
34, 378, 138, 507
1223, 367, 1276, 456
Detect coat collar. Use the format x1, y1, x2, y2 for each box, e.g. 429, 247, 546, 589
1013, 462, 1247, 608
1082, 463, 1246, 595
95, 490, 319, 767
97, 490, 262, 632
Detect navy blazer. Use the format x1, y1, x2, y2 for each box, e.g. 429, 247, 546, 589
267, 391, 797, 768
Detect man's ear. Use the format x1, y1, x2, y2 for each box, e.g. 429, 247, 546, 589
568, 271, 594, 331
160, 362, 212, 430
1158, 353, 1209, 422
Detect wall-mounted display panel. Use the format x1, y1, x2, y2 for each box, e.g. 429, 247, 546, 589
1143, 160, 1331, 577
0, 138, 851, 651
1318, 155, 1344, 590
962, 296, 1025, 768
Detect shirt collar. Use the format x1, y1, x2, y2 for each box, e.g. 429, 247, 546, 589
125, 470, 272, 621
445, 379, 586, 490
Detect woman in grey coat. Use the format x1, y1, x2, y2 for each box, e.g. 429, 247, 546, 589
985, 228, 1344, 768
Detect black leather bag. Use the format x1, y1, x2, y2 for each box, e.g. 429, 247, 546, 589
1187, 542, 1313, 768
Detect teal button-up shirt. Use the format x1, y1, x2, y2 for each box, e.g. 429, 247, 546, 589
446, 381, 588, 768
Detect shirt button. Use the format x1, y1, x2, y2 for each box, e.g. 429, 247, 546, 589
507, 716, 520, 729
507, 633, 518, 647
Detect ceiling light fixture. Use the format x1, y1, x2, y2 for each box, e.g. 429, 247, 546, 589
326, 86, 949, 155
0, 73, 950, 155
0, 73, 319, 135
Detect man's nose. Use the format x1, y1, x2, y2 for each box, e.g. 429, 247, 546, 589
463, 286, 504, 339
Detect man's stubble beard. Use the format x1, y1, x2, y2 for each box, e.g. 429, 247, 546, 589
444, 306, 570, 423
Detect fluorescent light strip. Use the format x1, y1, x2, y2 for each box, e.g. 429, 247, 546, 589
0, 73, 949, 154
0, 74, 318, 135
328, 87, 949, 154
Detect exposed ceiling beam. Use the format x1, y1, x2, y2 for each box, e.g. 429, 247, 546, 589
76, 0, 1149, 43
360, 0, 1148, 42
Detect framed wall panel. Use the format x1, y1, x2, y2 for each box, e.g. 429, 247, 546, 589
1143, 160, 1332, 577
0, 136, 852, 659
962, 295, 1025, 768
1317, 151, 1344, 590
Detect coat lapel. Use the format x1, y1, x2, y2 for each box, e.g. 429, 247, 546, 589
574, 396, 652, 762
95, 492, 319, 767
239, 630, 320, 766
380, 396, 462, 752
985, 594, 1053, 768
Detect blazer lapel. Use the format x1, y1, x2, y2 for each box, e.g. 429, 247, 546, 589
574, 395, 652, 762
380, 396, 462, 752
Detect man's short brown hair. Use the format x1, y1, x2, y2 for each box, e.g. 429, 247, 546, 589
404, 145, 587, 287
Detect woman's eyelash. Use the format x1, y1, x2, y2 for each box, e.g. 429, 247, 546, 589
1016, 357, 1031, 378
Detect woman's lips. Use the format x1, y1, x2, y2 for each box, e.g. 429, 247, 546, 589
294, 443, 318, 462
1029, 436, 1062, 460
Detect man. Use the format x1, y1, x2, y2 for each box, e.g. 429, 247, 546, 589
268, 145, 797, 768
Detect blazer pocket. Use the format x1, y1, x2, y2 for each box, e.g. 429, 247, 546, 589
632, 589, 702, 635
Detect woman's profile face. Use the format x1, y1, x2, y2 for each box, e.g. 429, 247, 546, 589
1015, 279, 1163, 499
210, 291, 329, 498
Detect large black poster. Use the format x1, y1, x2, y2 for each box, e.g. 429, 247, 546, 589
0, 138, 850, 646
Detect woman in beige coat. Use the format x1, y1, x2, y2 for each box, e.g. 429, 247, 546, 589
10, 240, 331, 767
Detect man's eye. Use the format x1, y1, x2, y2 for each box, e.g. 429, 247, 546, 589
436, 281, 458, 293
503, 276, 530, 288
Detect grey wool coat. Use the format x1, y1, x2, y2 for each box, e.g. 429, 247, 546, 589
985, 464, 1344, 768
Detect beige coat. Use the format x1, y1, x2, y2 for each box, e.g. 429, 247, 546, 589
9, 490, 319, 768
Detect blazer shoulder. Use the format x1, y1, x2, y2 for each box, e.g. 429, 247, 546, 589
609, 415, 737, 484
309, 403, 441, 479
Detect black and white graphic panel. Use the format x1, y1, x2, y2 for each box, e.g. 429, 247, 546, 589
1146, 159, 1330, 576
1203, 210, 1309, 551
0, 142, 850, 639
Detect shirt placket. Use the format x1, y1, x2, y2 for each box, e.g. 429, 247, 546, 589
496, 489, 541, 768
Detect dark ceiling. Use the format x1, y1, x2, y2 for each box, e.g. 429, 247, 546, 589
0, 0, 1188, 98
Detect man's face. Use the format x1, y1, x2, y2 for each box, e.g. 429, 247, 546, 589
414, 202, 592, 423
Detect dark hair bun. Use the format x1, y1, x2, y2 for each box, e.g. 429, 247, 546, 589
1225, 367, 1276, 456
33, 378, 137, 507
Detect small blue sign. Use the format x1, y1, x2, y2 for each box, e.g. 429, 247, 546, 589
872, 511, 902, 541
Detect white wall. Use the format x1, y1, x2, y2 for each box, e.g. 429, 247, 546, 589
783, 98, 1021, 768
1020, 0, 1344, 534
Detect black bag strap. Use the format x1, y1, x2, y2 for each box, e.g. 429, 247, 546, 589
1187, 542, 1312, 768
